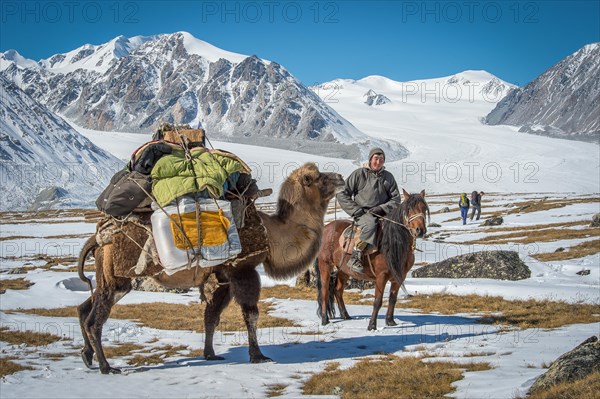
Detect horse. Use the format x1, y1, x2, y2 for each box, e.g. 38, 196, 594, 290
316, 189, 429, 330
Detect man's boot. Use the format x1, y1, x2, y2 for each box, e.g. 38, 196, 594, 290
347, 248, 364, 273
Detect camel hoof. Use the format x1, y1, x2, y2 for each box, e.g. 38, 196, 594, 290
205, 354, 225, 361
101, 366, 121, 375
321, 318, 330, 326
386, 319, 397, 326
81, 349, 94, 369
367, 324, 377, 331
342, 313, 352, 320
250, 355, 272, 364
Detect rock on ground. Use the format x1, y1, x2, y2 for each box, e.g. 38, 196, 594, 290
411, 250, 530, 280
529, 336, 600, 394
481, 216, 504, 226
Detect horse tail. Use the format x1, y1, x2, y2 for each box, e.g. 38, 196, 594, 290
78, 235, 98, 299
315, 258, 337, 319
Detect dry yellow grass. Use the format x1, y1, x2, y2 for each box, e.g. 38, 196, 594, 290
0, 356, 33, 377
482, 220, 587, 233
20, 292, 593, 332
261, 284, 363, 303
265, 383, 287, 397
128, 345, 203, 366
524, 371, 600, 399
0, 278, 34, 292
260, 285, 316, 300
533, 239, 600, 261
16, 300, 299, 332
0, 208, 102, 223
103, 342, 203, 366
458, 226, 599, 246
508, 197, 600, 215
103, 343, 146, 358
0, 255, 91, 273
0, 327, 63, 346
303, 354, 491, 399
401, 294, 600, 329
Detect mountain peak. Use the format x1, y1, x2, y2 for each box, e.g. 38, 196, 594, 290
164, 31, 251, 64
0, 49, 39, 71
485, 43, 599, 142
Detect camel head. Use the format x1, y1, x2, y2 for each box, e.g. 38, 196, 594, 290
277, 163, 345, 217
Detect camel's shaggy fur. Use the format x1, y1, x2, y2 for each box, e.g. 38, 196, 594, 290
77, 162, 344, 374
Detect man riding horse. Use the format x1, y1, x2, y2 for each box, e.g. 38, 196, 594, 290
337, 148, 401, 273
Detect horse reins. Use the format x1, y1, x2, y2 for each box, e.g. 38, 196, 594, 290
368, 210, 426, 252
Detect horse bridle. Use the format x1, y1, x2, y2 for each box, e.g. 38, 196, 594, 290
404, 213, 426, 225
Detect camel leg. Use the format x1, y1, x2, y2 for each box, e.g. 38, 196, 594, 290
229, 266, 271, 363
318, 261, 333, 325
77, 297, 94, 368
203, 278, 232, 361
84, 279, 131, 374
368, 276, 388, 331
385, 280, 400, 326
334, 272, 352, 320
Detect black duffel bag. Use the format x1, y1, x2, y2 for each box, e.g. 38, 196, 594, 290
96, 169, 152, 217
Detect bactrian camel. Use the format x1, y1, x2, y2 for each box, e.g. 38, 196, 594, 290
77, 163, 344, 374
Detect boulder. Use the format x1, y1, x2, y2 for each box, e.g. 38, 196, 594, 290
481, 216, 503, 226
529, 336, 600, 394
428, 223, 441, 228
440, 207, 450, 213
591, 213, 600, 227
411, 250, 530, 280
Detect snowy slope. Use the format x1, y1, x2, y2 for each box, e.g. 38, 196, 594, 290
38, 35, 156, 74
486, 43, 600, 142
311, 70, 599, 194
0, 76, 121, 211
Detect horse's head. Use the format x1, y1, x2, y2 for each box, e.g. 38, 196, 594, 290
400, 189, 429, 238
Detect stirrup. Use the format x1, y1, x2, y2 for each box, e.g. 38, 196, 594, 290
347, 250, 363, 273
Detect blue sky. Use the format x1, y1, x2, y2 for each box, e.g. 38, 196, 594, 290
1, 1, 598, 86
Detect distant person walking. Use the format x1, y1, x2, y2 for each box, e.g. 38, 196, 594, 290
459, 193, 470, 225
470, 191, 484, 221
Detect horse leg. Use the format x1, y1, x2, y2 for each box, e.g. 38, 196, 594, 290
367, 276, 387, 331
334, 272, 352, 320
84, 278, 131, 374
229, 266, 271, 363
77, 297, 94, 368
385, 280, 400, 326
203, 276, 232, 361
318, 262, 333, 325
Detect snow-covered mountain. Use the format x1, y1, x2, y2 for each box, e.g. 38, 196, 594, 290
312, 71, 515, 104
0, 75, 121, 211
485, 43, 600, 142
0, 32, 405, 160
364, 89, 391, 106
308, 70, 598, 193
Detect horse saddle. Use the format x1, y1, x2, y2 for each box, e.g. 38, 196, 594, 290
339, 225, 379, 256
